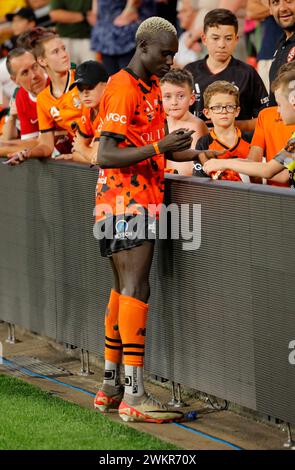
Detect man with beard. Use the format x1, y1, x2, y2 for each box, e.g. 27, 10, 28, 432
268, 0, 295, 104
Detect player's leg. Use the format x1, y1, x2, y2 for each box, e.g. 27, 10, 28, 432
94, 259, 124, 411
113, 242, 183, 423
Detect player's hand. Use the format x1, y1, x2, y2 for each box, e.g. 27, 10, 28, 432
159, 129, 194, 153
2, 149, 29, 165
203, 159, 227, 175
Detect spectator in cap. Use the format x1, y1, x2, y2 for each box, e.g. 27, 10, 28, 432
56, 60, 109, 164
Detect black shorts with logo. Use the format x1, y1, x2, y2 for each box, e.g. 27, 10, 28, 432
95, 213, 157, 257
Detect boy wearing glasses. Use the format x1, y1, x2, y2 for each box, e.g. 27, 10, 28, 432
194, 80, 251, 182
203, 69, 295, 188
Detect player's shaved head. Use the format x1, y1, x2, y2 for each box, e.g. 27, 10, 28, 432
135, 16, 177, 44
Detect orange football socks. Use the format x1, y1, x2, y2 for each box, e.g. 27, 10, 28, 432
104, 289, 122, 363
118, 295, 148, 367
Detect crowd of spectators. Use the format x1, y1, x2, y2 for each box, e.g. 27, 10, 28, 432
0, 1, 294, 188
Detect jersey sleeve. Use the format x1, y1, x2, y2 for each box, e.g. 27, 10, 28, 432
195, 134, 211, 151
77, 113, 93, 139
37, 94, 55, 133
100, 84, 137, 141
250, 110, 266, 150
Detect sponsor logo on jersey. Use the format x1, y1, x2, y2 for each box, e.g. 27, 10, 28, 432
50, 106, 60, 119
106, 112, 127, 124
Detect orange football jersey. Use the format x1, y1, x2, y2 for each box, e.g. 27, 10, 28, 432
37, 69, 82, 137
77, 105, 103, 142
95, 68, 166, 223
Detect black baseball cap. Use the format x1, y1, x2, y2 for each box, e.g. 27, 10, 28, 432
69, 61, 109, 90
6, 7, 37, 23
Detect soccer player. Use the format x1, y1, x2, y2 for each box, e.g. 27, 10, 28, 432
93, 16, 221, 423
203, 68, 295, 188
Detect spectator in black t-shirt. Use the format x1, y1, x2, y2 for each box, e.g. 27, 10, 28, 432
268, 0, 295, 105
185, 9, 269, 132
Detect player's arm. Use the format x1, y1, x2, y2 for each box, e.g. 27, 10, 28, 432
164, 123, 220, 162
167, 143, 224, 162
97, 130, 194, 168
203, 157, 284, 179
